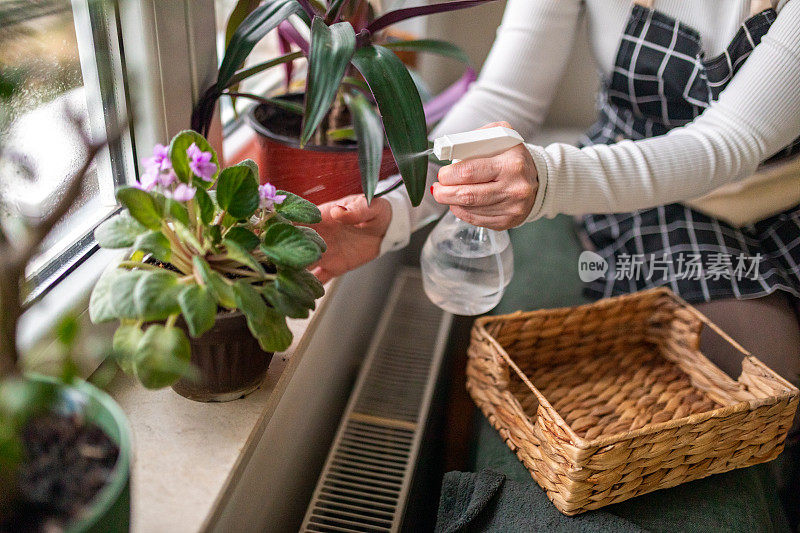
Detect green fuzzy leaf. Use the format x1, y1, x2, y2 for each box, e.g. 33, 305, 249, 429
223, 238, 266, 277
351, 45, 428, 206
152, 192, 191, 226
261, 283, 310, 319
134, 325, 191, 389
90, 266, 125, 323
208, 224, 223, 246
116, 186, 162, 230
172, 220, 207, 255
300, 18, 356, 146
133, 231, 172, 263
177, 285, 216, 338
94, 211, 147, 248
195, 187, 216, 225
274, 191, 322, 223
236, 158, 259, 178
113, 324, 143, 375
344, 91, 383, 204
225, 226, 260, 250
193, 256, 237, 309
297, 226, 327, 252
233, 281, 293, 352
168, 130, 219, 185
110, 269, 149, 320
276, 267, 324, 308
133, 271, 182, 321
216, 165, 259, 219
260, 223, 321, 269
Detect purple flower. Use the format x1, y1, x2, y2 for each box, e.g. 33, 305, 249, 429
187, 143, 216, 181
158, 170, 177, 187
166, 183, 197, 202
143, 144, 172, 175
258, 183, 287, 209
135, 170, 159, 191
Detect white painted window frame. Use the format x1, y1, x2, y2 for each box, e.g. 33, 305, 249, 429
20, 0, 220, 365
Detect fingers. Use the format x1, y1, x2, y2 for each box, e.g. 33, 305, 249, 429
310, 266, 332, 284
326, 195, 387, 230
431, 181, 507, 208
477, 120, 513, 130
437, 157, 502, 186
449, 206, 515, 231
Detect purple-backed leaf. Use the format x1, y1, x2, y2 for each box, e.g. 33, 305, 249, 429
367, 0, 500, 34
296, 0, 319, 18
278, 19, 310, 54
424, 67, 476, 124
277, 24, 294, 88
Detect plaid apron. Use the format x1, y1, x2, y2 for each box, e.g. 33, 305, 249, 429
581, 2, 800, 303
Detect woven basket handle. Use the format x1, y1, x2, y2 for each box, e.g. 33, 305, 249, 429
671, 293, 752, 358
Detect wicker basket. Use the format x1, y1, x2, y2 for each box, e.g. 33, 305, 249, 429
466, 288, 799, 515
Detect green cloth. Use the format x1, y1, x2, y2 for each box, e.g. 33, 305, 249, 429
444, 216, 793, 532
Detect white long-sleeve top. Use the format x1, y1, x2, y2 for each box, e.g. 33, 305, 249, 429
379, 0, 800, 254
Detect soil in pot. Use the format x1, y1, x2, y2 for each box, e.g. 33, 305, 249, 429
246, 94, 399, 206
171, 310, 274, 403
1, 413, 119, 533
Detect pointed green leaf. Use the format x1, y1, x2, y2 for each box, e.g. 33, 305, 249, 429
95, 211, 147, 248
218, 0, 303, 89
274, 191, 322, 223
133, 271, 182, 321
193, 256, 237, 309
300, 18, 356, 146
172, 220, 207, 255
223, 238, 267, 277
383, 39, 471, 65
233, 281, 293, 351
261, 223, 321, 268
225, 226, 260, 250
116, 186, 162, 230
177, 285, 217, 338
345, 91, 383, 204
134, 325, 191, 389
168, 130, 219, 185
216, 165, 259, 219
133, 231, 172, 263
351, 45, 427, 206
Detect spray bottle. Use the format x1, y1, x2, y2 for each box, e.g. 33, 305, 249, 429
421, 126, 524, 315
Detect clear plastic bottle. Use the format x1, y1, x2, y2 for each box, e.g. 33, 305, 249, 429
420, 126, 522, 315
421, 211, 513, 315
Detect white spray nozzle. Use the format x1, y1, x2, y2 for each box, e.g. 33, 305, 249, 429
433, 126, 524, 162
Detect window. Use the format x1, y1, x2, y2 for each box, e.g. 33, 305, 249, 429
0, 0, 134, 300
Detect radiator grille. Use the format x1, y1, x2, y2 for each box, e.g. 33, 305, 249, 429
301, 268, 452, 533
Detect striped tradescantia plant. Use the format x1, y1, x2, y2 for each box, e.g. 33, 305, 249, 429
89, 130, 325, 389
191, 0, 498, 207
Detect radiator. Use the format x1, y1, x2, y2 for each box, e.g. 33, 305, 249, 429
300, 267, 453, 533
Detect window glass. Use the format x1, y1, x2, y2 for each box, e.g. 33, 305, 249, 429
0, 1, 129, 294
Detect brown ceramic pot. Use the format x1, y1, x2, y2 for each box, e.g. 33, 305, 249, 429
171, 311, 273, 402
245, 94, 398, 206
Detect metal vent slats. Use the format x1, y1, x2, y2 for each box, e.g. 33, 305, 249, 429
301, 269, 452, 533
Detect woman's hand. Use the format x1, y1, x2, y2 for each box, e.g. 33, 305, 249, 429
309, 194, 392, 283
431, 122, 538, 230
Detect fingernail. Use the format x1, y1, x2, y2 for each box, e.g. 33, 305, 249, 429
430, 185, 434, 195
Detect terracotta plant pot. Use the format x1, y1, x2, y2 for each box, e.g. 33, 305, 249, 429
171, 311, 273, 402
245, 94, 399, 206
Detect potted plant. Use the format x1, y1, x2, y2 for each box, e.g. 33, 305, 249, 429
89, 130, 326, 402
0, 120, 131, 532
191, 0, 496, 206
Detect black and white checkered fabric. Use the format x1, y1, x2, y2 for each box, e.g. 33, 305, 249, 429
580, 4, 800, 303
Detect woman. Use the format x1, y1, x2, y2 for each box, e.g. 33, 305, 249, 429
312, 0, 800, 385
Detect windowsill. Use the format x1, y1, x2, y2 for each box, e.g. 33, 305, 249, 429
107, 275, 342, 533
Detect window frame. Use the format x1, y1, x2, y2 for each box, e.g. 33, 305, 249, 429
19, 0, 219, 362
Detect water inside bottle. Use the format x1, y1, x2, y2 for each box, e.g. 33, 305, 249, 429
421, 214, 514, 315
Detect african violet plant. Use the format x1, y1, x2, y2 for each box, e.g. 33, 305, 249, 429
191, 0, 498, 206
89, 130, 326, 389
